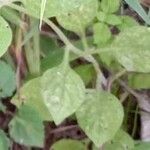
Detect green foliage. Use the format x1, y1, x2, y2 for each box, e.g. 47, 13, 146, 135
134, 142, 150, 150
0, 0, 150, 149
41, 63, 85, 125
93, 22, 111, 46
104, 129, 134, 150
57, 0, 98, 34
74, 64, 95, 86
9, 105, 44, 147
102, 26, 150, 73
0, 60, 16, 98
11, 77, 52, 121
51, 139, 86, 150
128, 73, 150, 89
23, 0, 95, 19
100, 0, 120, 13
0, 130, 10, 150
117, 16, 138, 31
93, 130, 134, 150
0, 16, 12, 58
0, 7, 23, 27
76, 90, 124, 147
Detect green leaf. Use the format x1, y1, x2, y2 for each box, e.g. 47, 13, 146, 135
128, 73, 150, 89
0, 60, 16, 98
74, 64, 95, 86
93, 23, 111, 47
0, 130, 10, 150
104, 26, 150, 73
23, 0, 95, 19
9, 105, 44, 147
51, 139, 86, 150
117, 16, 138, 31
105, 14, 122, 26
104, 130, 134, 150
41, 64, 85, 125
76, 90, 124, 147
56, 0, 98, 34
41, 49, 64, 72
11, 77, 52, 121
96, 11, 107, 23
134, 141, 150, 150
0, 7, 23, 27
40, 35, 58, 54
100, 0, 120, 13
0, 16, 12, 58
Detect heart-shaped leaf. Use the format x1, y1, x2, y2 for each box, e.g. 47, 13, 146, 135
41, 64, 85, 125
76, 90, 124, 147
102, 26, 150, 73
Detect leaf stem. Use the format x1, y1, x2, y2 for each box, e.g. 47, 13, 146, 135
107, 69, 127, 92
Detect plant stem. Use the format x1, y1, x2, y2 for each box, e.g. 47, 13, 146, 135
45, 18, 107, 88
107, 69, 127, 92
132, 105, 139, 137
80, 30, 106, 89
15, 25, 23, 98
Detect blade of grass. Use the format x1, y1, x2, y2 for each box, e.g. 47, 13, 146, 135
124, 0, 150, 25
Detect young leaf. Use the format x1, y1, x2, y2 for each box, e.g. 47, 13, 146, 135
51, 139, 86, 150
41, 64, 85, 125
0, 16, 12, 58
105, 14, 122, 26
100, 0, 120, 13
0, 60, 16, 98
117, 16, 138, 31
76, 90, 124, 147
105, 26, 150, 73
0, 130, 10, 150
56, 0, 98, 34
9, 105, 44, 147
96, 11, 107, 23
11, 77, 52, 121
93, 23, 111, 47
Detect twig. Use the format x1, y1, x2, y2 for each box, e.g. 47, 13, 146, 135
50, 125, 78, 134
